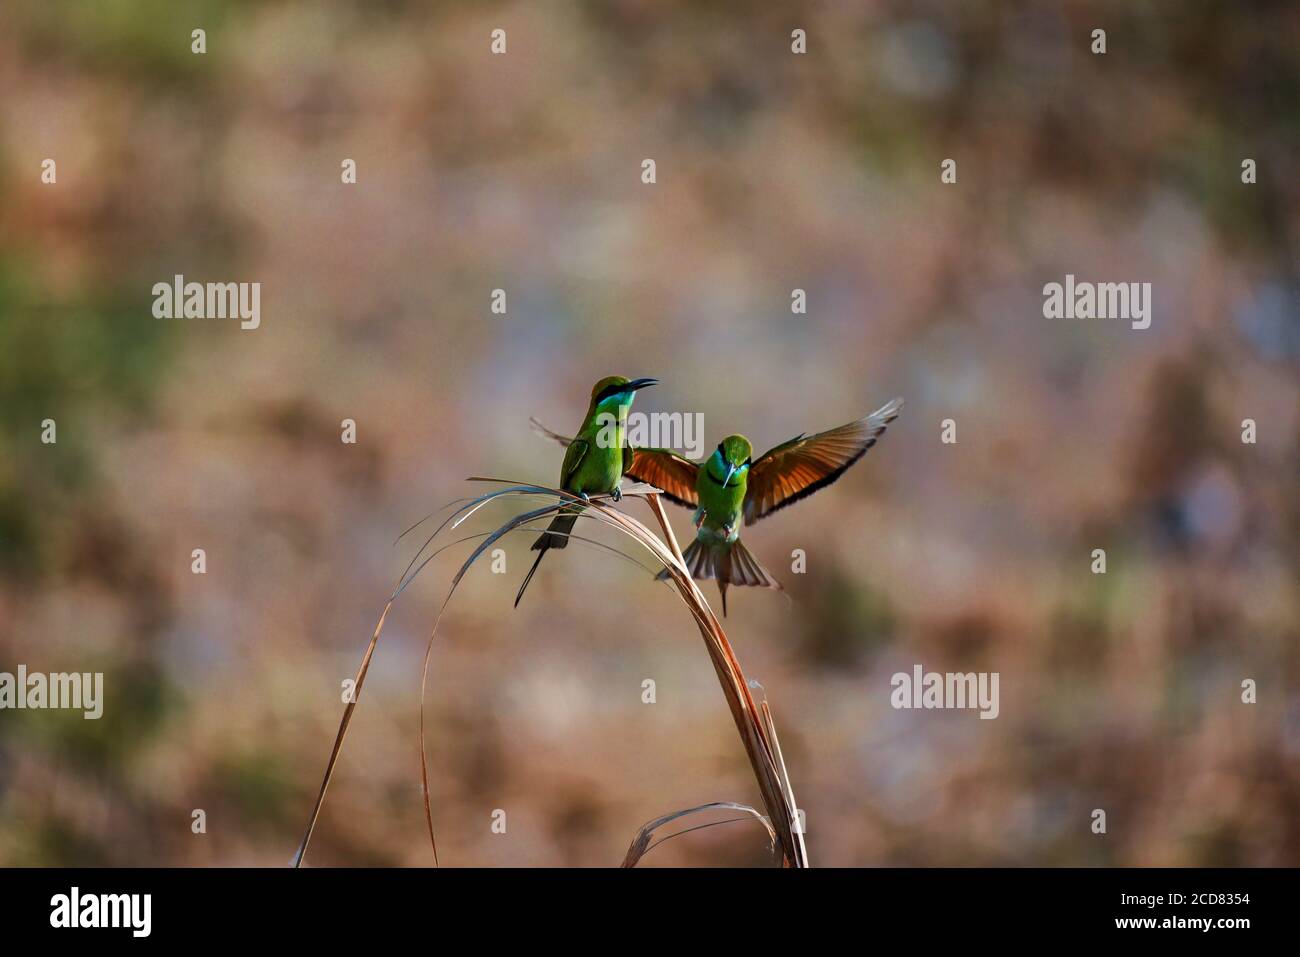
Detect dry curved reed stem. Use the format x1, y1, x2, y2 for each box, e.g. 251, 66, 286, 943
638, 492, 809, 867
621, 802, 776, 867
294, 480, 809, 867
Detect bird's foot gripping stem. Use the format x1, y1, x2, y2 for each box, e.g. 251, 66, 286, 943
611, 486, 622, 503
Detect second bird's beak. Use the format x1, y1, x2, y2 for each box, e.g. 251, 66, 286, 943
628, 377, 658, 392
723, 462, 737, 487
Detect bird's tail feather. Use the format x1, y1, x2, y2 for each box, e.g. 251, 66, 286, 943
656, 537, 782, 617
531, 510, 578, 552
514, 510, 579, 607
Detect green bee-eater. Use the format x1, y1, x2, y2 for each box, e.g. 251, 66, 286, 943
515, 374, 658, 607
538, 398, 902, 614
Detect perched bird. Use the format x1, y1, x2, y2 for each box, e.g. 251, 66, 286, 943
515, 375, 658, 607
538, 398, 902, 614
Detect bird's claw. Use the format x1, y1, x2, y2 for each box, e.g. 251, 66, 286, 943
611, 486, 622, 503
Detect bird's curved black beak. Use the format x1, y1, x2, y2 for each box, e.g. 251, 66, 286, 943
628, 377, 659, 392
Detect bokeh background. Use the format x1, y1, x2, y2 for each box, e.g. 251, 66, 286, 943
1, 1, 1297, 867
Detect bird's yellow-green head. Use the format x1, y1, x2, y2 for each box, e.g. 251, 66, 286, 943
587, 375, 658, 412
708, 434, 753, 486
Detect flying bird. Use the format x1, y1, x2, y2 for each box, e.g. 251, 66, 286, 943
533, 397, 902, 615
515, 375, 658, 607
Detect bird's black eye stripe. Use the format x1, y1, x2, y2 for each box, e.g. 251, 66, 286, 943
716, 442, 726, 458
596, 383, 626, 402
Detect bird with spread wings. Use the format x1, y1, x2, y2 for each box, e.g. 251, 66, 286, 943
531, 397, 902, 614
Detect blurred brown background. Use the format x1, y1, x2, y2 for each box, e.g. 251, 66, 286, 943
1, 1, 1297, 866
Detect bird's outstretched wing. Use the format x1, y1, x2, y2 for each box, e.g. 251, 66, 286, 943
624, 448, 700, 508
530, 417, 575, 447
743, 397, 902, 525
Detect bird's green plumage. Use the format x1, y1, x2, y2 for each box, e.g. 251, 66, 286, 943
672, 435, 770, 616
632, 399, 904, 615
515, 375, 656, 606
528, 395, 903, 614
694, 435, 752, 543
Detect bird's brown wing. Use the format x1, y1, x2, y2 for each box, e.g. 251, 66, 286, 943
743, 397, 902, 525
530, 417, 575, 447
623, 448, 700, 508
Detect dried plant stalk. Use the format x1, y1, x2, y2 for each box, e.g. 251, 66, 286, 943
621, 802, 776, 867
291, 601, 393, 868
295, 480, 809, 868
641, 493, 808, 867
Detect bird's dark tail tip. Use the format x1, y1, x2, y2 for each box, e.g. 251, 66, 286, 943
514, 545, 547, 608
531, 511, 577, 551
657, 537, 782, 616
516, 511, 579, 607
727, 539, 782, 592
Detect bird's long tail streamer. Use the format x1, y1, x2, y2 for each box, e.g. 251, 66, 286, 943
514, 508, 580, 606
